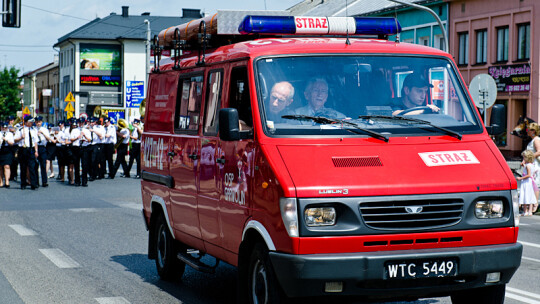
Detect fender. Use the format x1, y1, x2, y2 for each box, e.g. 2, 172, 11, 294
242, 220, 276, 251
151, 194, 175, 239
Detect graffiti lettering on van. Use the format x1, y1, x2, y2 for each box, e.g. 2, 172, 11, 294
143, 137, 165, 170
224, 172, 246, 206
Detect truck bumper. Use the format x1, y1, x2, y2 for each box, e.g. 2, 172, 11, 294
269, 243, 522, 299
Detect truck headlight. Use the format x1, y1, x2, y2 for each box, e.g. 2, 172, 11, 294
305, 207, 336, 226
280, 198, 298, 237
474, 200, 504, 219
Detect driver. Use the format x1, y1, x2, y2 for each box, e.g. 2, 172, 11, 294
392, 73, 439, 115
295, 78, 345, 119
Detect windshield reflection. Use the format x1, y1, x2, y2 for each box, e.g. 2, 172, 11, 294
256, 55, 481, 137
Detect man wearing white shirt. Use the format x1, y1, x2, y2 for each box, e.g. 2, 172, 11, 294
16, 116, 39, 190
35, 116, 51, 187
92, 117, 106, 179
70, 118, 82, 186
111, 124, 130, 178
79, 117, 92, 187
54, 121, 66, 181
103, 118, 116, 179
128, 118, 142, 178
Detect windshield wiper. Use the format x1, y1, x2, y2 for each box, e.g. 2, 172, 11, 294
281, 114, 389, 142
359, 115, 462, 140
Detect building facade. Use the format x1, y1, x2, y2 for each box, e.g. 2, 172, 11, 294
54, 6, 202, 123
21, 58, 59, 123
449, 0, 536, 157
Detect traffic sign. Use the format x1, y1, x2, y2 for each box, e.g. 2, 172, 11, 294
66, 111, 74, 119
469, 74, 497, 109
64, 102, 74, 112
23, 106, 30, 115
65, 91, 75, 102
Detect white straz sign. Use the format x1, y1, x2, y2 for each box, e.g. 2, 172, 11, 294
419, 150, 479, 167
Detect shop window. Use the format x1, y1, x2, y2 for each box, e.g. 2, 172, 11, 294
493, 100, 507, 147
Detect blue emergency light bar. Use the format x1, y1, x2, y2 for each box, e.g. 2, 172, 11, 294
238, 15, 401, 36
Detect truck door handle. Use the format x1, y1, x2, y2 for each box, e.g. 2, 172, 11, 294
188, 154, 198, 160
216, 157, 226, 164
168, 151, 176, 157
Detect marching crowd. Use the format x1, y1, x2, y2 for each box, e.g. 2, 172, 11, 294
0, 115, 142, 190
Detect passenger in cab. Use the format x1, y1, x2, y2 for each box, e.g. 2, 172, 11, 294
266, 81, 295, 123
296, 78, 346, 119
392, 73, 439, 115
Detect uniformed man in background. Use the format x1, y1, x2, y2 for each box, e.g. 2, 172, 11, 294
36, 116, 52, 187
16, 116, 39, 190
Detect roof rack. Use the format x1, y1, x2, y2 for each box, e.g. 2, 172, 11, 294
151, 10, 401, 72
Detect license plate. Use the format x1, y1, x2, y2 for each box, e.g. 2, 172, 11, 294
386, 259, 458, 279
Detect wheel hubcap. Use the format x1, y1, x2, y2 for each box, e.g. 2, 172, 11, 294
157, 225, 167, 268
251, 260, 268, 304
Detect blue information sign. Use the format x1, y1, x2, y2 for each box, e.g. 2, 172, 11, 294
126, 81, 145, 108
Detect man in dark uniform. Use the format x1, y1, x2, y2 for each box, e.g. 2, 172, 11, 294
17, 116, 39, 190
103, 118, 116, 179
35, 116, 51, 187
128, 118, 142, 178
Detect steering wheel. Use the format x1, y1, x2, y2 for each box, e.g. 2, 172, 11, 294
397, 106, 435, 116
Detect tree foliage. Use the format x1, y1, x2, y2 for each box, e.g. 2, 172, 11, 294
0, 66, 22, 120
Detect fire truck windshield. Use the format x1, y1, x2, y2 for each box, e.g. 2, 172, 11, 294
256, 55, 482, 137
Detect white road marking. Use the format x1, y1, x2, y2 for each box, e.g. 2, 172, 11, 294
69, 208, 98, 213
95, 297, 131, 304
118, 203, 141, 210
520, 223, 530, 226
520, 240, 540, 249
39, 249, 81, 268
507, 293, 540, 304
523, 256, 540, 264
8, 224, 37, 236
507, 287, 540, 303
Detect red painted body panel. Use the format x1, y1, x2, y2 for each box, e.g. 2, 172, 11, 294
277, 139, 512, 197
296, 227, 518, 254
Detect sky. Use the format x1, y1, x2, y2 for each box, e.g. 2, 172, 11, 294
0, 0, 302, 74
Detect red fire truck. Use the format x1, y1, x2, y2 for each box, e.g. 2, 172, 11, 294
141, 11, 521, 304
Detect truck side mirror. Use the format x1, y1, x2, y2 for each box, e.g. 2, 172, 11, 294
487, 104, 506, 136
219, 108, 240, 141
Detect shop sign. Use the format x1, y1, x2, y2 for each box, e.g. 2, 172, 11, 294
488, 63, 530, 93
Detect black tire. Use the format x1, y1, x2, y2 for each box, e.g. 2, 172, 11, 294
247, 242, 283, 304
154, 214, 185, 281
451, 284, 505, 304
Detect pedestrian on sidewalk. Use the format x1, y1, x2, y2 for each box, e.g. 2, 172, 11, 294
517, 150, 537, 216
524, 123, 540, 213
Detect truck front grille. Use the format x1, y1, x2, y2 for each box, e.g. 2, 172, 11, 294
359, 199, 464, 230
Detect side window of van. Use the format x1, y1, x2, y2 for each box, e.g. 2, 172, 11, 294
229, 66, 252, 130
203, 70, 223, 135
175, 75, 203, 131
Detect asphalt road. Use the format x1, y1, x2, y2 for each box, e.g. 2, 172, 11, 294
0, 174, 539, 304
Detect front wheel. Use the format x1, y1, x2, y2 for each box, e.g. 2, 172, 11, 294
451, 284, 505, 304
154, 214, 185, 281
247, 242, 283, 304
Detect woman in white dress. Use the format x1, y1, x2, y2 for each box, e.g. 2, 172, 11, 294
525, 123, 540, 213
